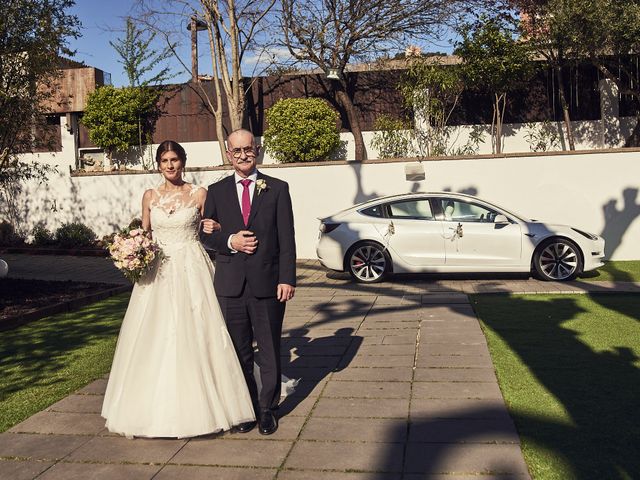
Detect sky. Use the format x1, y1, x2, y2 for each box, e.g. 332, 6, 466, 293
66, 1, 457, 88
68, 1, 197, 87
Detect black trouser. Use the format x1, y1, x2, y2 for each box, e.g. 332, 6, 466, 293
218, 280, 285, 413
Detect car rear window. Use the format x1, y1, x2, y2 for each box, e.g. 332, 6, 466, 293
360, 205, 384, 217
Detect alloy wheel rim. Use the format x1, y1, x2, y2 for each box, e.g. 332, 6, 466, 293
350, 245, 386, 281
539, 242, 578, 280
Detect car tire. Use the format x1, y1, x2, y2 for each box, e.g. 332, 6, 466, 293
533, 237, 583, 281
346, 241, 391, 283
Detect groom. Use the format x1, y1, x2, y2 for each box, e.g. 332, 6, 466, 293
200, 128, 296, 435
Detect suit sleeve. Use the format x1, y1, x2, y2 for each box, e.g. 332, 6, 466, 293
199, 185, 232, 253
277, 182, 296, 286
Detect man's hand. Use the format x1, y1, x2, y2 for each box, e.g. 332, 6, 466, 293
231, 230, 258, 254
200, 219, 221, 234
277, 283, 295, 302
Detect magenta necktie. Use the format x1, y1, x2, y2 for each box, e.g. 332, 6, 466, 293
240, 179, 252, 226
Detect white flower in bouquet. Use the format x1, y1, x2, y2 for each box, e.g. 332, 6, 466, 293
108, 228, 164, 283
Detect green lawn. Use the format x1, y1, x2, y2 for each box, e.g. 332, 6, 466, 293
0, 293, 129, 432
583, 260, 640, 282
471, 293, 640, 480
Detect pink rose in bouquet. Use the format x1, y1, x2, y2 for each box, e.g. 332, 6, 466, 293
108, 229, 164, 283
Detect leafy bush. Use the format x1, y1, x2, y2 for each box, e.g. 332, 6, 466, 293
263, 98, 341, 163
371, 115, 414, 158
31, 224, 55, 246
81, 85, 160, 162
0, 221, 25, 246
55, 222, 97, 248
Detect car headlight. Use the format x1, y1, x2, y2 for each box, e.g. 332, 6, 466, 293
571, 228, 598, 240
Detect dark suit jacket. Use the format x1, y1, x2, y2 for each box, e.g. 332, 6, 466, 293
200, 172, 296, 298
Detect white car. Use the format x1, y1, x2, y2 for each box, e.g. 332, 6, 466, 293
316, 192, 605, 283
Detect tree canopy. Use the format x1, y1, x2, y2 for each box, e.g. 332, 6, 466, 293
0, 0, 80, 171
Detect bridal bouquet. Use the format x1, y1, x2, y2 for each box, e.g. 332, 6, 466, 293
108, 228, 164, 283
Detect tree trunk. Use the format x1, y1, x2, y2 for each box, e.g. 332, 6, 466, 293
493, 93, 502, 154
335, 84, 367, 161
555, 66, 575, 150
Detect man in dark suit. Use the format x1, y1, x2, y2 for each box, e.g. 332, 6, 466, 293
200, 129, 296, 435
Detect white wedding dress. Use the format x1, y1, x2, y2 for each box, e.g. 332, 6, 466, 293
101, 185, 256, 438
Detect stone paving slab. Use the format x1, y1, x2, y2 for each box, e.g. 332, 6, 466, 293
414, 367, 498, 382
170, 438, 292, 468
300, 417, 408, 442
347, 354, 415, 368
408, 418, 520, 444
312, 398, 409, 418
354, 344, 417, 355
410, 399, 513, 420
0, 433, 88, 460
47, 394, 103, 414
65, 436, 186, 464
420, 344, 493, 356
154, 465, 276, 480
8, 412, 106, 436
404, 443, 530, 475
412, 382, 504, 400
404, 476, 529, 480
417, 355, 495, 368
76, 378, 108, 395
37, 462, 161, 479
284, 440, 404, 472
278, 471, 400, 480
330, 367, 414, 382
322, 380, 411, 399
420, 332, 488, 344
0, 459, 55, 480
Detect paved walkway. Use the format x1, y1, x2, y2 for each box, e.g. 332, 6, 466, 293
1, 255, 639, 480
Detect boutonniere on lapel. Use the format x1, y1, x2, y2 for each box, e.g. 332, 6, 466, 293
255, 179, 268, 195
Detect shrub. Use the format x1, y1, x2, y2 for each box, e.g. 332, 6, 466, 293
263, 98, 341, 163
31, 224, 55, 246
55, 222, 97, 248
81, 85, 160, 164
371, 114, 414, 158
0, 221, 25, 246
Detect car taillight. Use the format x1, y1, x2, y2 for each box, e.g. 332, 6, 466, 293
319, 223, 341, 234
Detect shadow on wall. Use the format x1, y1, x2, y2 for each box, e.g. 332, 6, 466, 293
600, 187, 640, 264
571, 120, 605, 149
13, 173, 152, 239
349, 161, 382, 205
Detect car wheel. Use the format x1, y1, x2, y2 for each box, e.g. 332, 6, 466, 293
346, 241, 391, 283
533, 238, 583, 281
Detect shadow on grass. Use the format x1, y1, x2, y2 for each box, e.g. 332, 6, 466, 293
0, 294, 129, 400
471, 293, 640, 479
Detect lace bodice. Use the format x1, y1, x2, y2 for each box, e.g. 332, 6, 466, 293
149, 184, 202, 247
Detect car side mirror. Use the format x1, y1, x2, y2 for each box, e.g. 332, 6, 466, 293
493, 214, 510, 224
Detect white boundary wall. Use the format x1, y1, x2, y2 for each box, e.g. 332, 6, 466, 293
9, 149, 640, 261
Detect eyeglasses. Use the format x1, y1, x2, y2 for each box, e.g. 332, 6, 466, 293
229, 146, 258, 158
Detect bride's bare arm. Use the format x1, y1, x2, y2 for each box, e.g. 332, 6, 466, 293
197, 187, 220, 233
141, 189, 153, 232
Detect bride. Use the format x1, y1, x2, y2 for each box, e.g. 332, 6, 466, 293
101, 140, 256, 438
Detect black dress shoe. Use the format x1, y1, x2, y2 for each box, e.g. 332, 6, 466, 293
234, 420, 257, 433
258, 410, 278, 435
